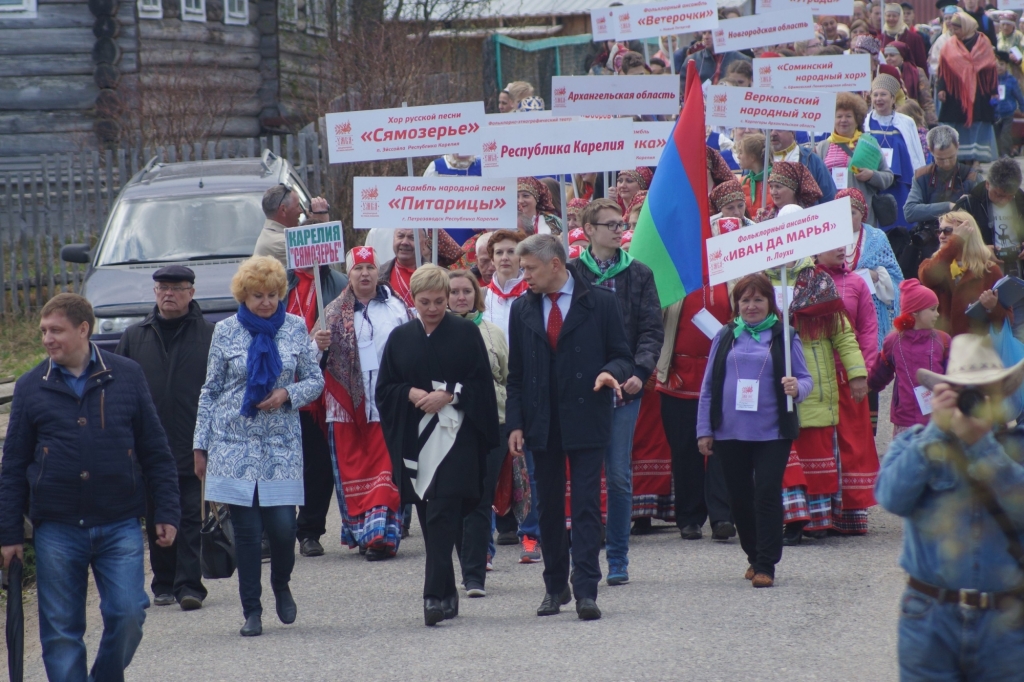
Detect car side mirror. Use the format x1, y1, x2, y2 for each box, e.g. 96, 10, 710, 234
61, 243, 91, 264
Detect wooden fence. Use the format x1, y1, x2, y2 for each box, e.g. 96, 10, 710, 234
0, 132, 326, 315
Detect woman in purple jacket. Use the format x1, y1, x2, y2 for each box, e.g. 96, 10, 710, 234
697, 273, 814, 588
868, 279, 951, 438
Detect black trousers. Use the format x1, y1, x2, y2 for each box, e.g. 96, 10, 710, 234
415, 498, 464, 601
458, 425, 508, 589
660, 395, 731, 529
146, 474, 206, 601
296, 411, 335, 542
533, 422, 604, 602
714, 439, 791, 578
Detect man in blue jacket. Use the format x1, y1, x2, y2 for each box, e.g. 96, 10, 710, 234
506, 234, 634, 621
0, 293, 180, 682
876, 334, 1024, 681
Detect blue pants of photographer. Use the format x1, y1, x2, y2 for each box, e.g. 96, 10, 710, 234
898, 586, 1024, 681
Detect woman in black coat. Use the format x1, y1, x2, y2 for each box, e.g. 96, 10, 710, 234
376, 265, 500, 626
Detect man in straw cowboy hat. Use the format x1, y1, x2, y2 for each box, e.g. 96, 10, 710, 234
876, 333, 1024, 681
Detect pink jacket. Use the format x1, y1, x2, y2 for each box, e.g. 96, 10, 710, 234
824, 265, 879, 375
868, 329, 951, 427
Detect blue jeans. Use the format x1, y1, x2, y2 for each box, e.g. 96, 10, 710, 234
517, 448, 541, 541
604, 398, 642, 570
34, 518, 149, 682
228, 487, 297, 619
898, 587, 1024, 681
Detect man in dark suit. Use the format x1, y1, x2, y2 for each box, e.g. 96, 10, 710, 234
505, 234, 634, 621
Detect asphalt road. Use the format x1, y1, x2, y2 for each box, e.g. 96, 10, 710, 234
16, 396, 905, 682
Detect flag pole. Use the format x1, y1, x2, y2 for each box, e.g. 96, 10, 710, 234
313, 259, 327, 330
781, 265, 794, 412
561, 175, 570, 254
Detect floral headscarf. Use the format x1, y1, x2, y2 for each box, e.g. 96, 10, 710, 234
706, 147, 735, 187
569, 227, 589, 244
836, 188, 867, 216
790, 265, 849, 341
516, 96, 545, 112
567, 198, 589, 217
626, 189, 648, 215
851, 34, 881, 55
768, 161, 823, 208
517, 177, 558, 214
709, 179, 745, 212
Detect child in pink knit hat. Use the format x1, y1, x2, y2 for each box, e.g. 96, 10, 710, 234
868, 279, 951, 438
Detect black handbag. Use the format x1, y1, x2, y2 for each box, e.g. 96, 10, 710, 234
200, 502, 236, 580
871, 192, 898, 229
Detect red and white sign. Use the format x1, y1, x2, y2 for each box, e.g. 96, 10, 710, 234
998, 0, 1024, 9
633, 121, 675, 165
758, 0, 853, 15
590, 8, 616, 40
706, 198, 854, 285
613, 0, 719, 40
706, 85, 835, 132
551, 76, 679, 116
352, 177, 516, 231
326, 102, 485, 164
754, 54, 871, 92
480, 119, 636, 177
712, 9, 815, 53
285, 222, 345, 270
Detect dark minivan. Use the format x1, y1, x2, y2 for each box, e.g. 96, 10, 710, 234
62, 150, 313, 351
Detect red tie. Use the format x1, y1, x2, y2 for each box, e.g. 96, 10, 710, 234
547, 293, 562, 350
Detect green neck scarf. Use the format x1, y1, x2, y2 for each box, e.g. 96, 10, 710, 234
458, 311, 484, 326
577, 247, 633, 285
733, 313, 778, 342
747, 167, 768, 203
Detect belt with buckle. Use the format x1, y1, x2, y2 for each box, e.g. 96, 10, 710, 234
908, 577, 1021, 610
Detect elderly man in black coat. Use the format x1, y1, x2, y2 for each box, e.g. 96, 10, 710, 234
506, 234, 634, 621
116, 265, 214, 610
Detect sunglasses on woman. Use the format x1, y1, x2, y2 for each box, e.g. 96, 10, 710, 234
936, 227, 954, 236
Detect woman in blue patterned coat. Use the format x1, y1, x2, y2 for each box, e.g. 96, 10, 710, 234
193, 256, 325, 637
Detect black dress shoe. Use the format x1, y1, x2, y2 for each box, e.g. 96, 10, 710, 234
365, 547, 389, 562
239, 613, 262, 637
783, 522, 804, 546
679, 524, 703, 540
299, 538, 324, 557
442, 592, 459, 619
631, 518, 654, 535
424, 598, 445, 626
496, 530, 519, 545
711, 521, 736, 541
274, 587, 296, 624
537, 585, 572, 616
576, 598, 602, 621
805, 529, 828, 540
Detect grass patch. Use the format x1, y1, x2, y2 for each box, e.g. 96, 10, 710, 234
0, 314, 45, 378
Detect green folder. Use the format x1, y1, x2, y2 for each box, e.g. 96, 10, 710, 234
849, 134, 883, 172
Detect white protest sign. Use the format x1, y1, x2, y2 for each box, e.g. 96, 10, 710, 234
633, 121, 675, 165
485, 111, 578, 128
326, 102, 484, 164
480, 119, 636, 177
712, 9, 815, 52
997, 0, 1024, 9
591, 7, 617, 40
612, 0, 718, 40
706, 85, 835, 132
551, 75, 679, 116
754, 54, 871, 92
285, 221, 345, 270
757, 0, 853, 15
352, 177, 516, 231
706, 197, 854, 285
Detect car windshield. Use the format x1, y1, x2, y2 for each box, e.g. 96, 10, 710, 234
96, 193, 266, 265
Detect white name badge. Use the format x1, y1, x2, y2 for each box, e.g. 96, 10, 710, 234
881, 147, 894, 168
999, 84, 1007, 101
831, 166, 848, 190
358, 338, 379, 372
855, 268, 876, 296
736, 379, 759, 411
914, 385, 933, 415
692, 307, 724, 340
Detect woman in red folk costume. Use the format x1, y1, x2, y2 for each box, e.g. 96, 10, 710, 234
567, 198, 589, 232
613, 168, 653, 214
815, 245, 880, 536
517, 178, 563, 235
323, 247, 412, 560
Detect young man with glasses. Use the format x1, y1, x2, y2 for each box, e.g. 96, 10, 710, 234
569, 198, 663, 587
115, 265, 214, 610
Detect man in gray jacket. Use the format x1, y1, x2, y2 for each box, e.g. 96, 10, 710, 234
253, 184, 332, 268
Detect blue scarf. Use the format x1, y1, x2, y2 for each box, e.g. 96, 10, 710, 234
237, 302, 286, 418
